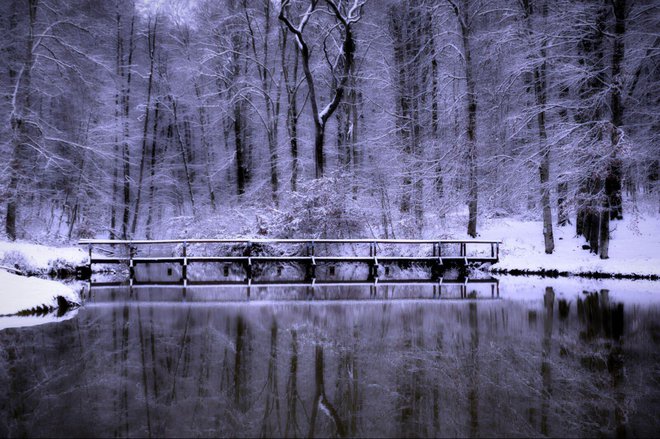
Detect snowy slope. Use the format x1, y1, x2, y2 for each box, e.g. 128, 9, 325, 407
482, 214, 660, 277
0, 240, 87, 274
0, 270, 80, 316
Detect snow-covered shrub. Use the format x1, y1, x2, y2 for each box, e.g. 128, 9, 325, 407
74, 219, 97, 239
1, 250, 29, 272
165, 212, 253, 239
265, 175, 367, 238
47, 257, 79, 276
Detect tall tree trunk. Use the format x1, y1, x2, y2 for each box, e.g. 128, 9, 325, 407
234, 102, 247, 197
191, 78, 217, 211
68, 117, 91, 240
121, 13, 136, 239
283, 33, 300, 192
314, 125, 326, 179
145, 101, 160, 239
131, 17, 157, 236
170, 97, 197, 215
245, 0, 281, 204
524, 0, 555, 253
601, 0, 627, 259
389, 7, 410, 214
456, 0, 479, 238
110, 7, 121, 240
279, 1, 359, 179
5, 0, 38, 241
557, 82, 570, 227
575, 3, 607, 248
557, 179, 569, 226
606, 0, 625, 222
429, 13, 443, 206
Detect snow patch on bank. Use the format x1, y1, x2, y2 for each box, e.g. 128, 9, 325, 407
479, 214, 660, 277
0, 240, 87, 274
0, 270, 80, 316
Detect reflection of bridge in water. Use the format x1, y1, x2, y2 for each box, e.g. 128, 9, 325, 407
85, 278, 500, 302
79, 238, 501, 289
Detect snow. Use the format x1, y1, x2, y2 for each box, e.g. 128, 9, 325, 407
0, 240, 87, 274
0, 270, 80, 316
478, 213, 660, 277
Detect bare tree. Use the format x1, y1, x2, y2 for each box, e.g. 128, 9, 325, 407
278, 0, 365, 178
5, 0, 39, 240
521, 0, 555, 254
447, 0, 479, 237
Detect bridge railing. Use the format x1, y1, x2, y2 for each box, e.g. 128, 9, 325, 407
79, 238, 502, 284
79, 238, 501, 261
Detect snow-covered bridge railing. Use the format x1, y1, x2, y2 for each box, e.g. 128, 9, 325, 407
79, 238, 501, 285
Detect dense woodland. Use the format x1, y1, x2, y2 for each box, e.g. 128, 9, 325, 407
0, 0, 658, 259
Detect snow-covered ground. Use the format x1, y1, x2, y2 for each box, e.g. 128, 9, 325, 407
0, 270, 80, 316
0, 240, 87, 275
479, 213, 660, 277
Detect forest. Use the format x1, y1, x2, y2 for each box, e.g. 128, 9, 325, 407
1, 0, 658, 260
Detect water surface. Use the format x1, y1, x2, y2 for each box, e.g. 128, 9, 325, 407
1, 278, 658, 437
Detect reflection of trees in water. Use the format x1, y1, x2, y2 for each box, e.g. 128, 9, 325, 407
259, 320, 281, 437
467, 302, 479, 437
576, 290, 627, 437
396, 306, 428, 438
308, 343, 346, 437
329, 325, 362, 437
0, 292, 658, 437
284, 329, 300, 437
540, 287, 554, 436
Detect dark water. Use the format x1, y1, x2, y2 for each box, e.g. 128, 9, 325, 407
1, 279, 659, 437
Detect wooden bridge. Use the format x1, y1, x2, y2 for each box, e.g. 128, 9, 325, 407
79, 238, 500, 285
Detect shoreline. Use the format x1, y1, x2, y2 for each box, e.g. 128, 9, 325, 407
488, 267, 660, 281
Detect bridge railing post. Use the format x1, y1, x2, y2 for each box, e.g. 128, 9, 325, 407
246, 241, 253, 283
129, 244, 135, 281
372, 242, 378, 280
432, 241, 443, 280
182, 241, 188, 284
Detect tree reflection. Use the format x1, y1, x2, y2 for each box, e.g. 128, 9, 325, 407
0, 285, 657, 438
540, 287, 554, 436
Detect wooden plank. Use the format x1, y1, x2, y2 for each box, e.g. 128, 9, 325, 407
187, 256, 251, 262
314, 256, 373, 262
80, 238, 502, 245
133, 257, 184, 264
90, 255, 498, 265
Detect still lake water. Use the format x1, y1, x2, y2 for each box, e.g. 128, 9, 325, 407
1, 277, 659, 437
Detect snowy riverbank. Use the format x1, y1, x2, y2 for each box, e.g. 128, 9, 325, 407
0, 240, 87, 275
0, 270, 80, 316
479, 213, 660, 278
1, 210, 659, 288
